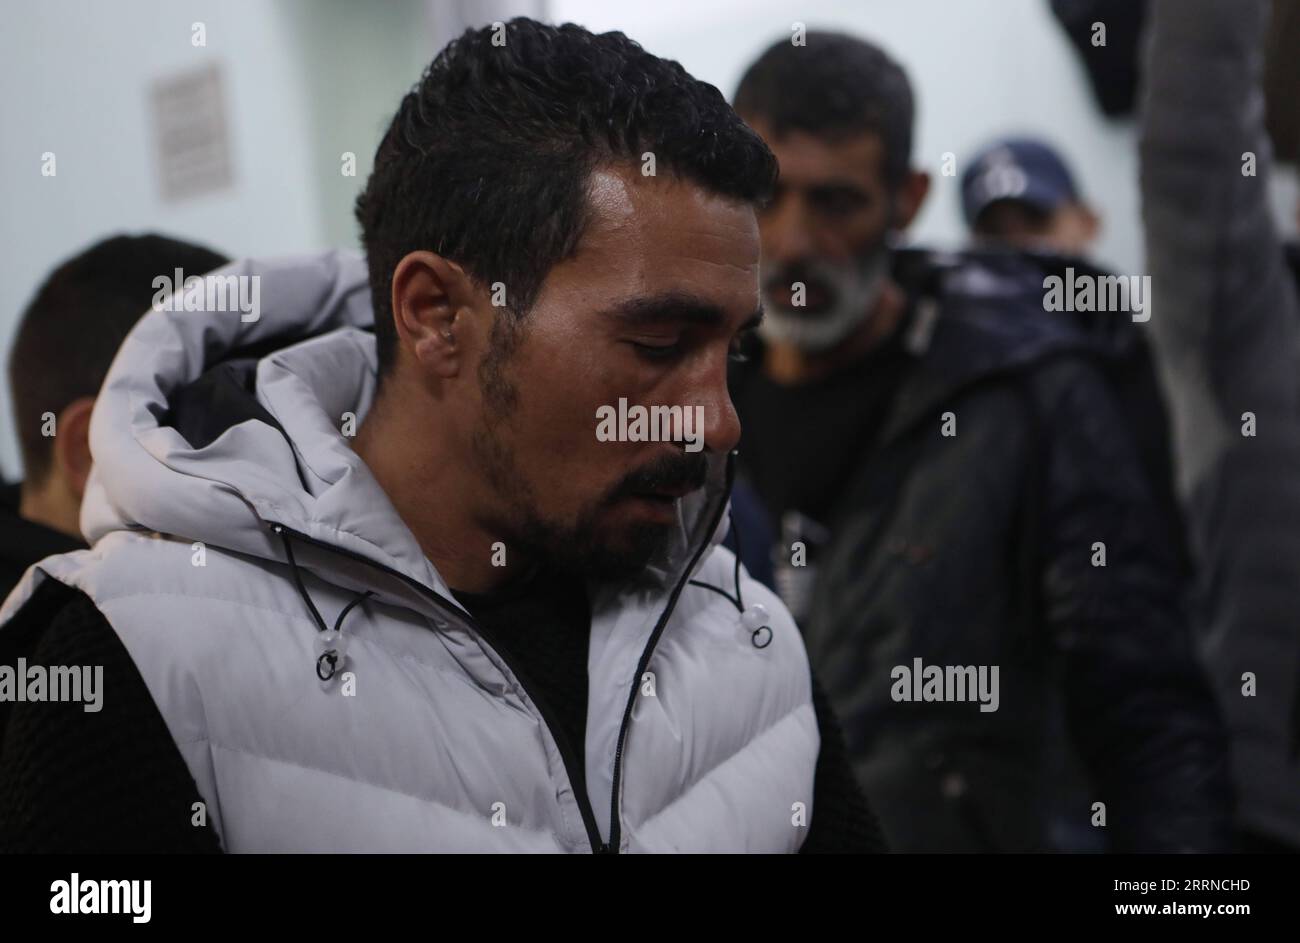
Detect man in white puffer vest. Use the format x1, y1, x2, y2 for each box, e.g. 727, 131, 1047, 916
0, 18, 883, 853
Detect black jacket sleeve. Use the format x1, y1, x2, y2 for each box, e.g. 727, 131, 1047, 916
1034, 358, 1234, 852
0, 579, 221, 853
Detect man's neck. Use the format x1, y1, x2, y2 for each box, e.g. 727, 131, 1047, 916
18, 479, 82, 541
762, 279, 906, 386
350, 391, 514, 595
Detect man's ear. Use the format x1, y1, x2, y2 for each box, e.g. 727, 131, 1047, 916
54, 396, 95, 500
390, 250, 479, 379
891, 169, 931, 232
1080, 204, 1101, 243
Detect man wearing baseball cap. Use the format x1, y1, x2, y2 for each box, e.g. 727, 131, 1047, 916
961, 136, 1099, 257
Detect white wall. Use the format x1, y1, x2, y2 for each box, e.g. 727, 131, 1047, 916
0, 0, 436, 479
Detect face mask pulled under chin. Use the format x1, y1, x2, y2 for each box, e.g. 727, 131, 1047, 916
758, 248, 891, 354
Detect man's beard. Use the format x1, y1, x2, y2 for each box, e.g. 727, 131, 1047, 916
471, 318, 708, 583
759, 241, 891, 354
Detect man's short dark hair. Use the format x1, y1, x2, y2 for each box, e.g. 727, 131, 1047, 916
733, 31, 915, 187
355, 17, 778, 379
8, 233, 229, 482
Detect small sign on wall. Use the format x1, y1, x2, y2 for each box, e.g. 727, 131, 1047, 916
149, 62, 234, 202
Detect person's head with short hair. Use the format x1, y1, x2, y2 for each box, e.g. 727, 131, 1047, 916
353, 18, 775, 589
961, 136, 1099, 257
734, 31, 931, 357
8, 233, 229, 538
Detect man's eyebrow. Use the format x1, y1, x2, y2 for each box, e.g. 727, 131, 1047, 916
804, 179, 869, 193
600, 292, 763, 331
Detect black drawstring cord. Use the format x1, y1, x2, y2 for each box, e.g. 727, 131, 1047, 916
332, 589, 374, 633
689, 505, 773, 649
276, 525, 328, 632
688, 507, 746, 613
732, 513, 743, 608
274, 524, 374, 680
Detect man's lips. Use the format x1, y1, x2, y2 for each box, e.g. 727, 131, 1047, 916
617, 481, 703, 525
634, 484, 699, 502
614, 450, 709, 507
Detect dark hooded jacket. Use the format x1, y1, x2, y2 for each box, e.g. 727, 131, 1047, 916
732, 247, 1233, 852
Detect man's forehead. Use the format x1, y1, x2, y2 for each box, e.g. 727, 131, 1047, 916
566, 166, 761, 297
746, 120, 886, 184
585, 168, 640, 227
581, 165, 757, 244
518, 165, 762, 336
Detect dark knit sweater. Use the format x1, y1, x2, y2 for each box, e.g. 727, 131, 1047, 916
452, 573, 594, 790
0, 482, 83, 600
454, 570, 886, 853
0, 579, 222, 852
0, 578, 886, 853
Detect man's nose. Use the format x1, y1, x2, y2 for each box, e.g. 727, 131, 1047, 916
694, 372, 742, 457
762, 196, 816, 266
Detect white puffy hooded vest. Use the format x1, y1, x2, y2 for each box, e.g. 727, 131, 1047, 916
0, 251, 818, 853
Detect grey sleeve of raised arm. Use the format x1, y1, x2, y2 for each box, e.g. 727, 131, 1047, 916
1139, 0, 1300, 845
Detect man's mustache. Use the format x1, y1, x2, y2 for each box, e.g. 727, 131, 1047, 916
762, 264, 837, 308
607, 450, 709, 502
